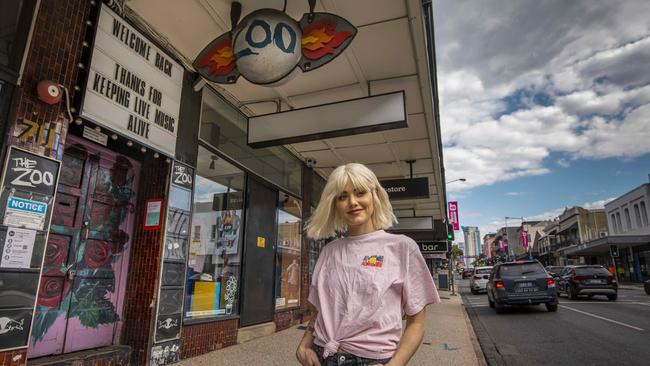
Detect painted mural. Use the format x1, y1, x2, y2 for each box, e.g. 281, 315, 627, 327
29, 144, 139, 357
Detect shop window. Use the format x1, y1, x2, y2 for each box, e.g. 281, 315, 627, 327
616, 212, 622, 233
641, 202, 649, 226
185, 146, 245, 320
199, 88, 302, 196
275, 195, 302, 310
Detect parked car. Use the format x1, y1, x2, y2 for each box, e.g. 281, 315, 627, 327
556, 265, 618, 301
470, 266, 493, 294
545, 266, 565, 278
486, 260, 558, 313
644, 279, 650, 295
462, 268, 474, 279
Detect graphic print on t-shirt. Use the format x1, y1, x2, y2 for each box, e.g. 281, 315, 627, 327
361, 255, 384, 267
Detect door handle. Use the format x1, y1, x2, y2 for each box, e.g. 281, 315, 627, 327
83, 221, 89, 240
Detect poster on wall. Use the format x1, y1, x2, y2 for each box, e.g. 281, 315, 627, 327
80, 4, 183, 157
0, 228, 36, 269
2, 147, 59, 197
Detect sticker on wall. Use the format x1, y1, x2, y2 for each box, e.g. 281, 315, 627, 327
0, 228, 37, 269
150, 339, 181, 366
224, 276, 237, 315
155, 313, 181, 342
193, 2, 357, 86
0, 309, 32, 350
3, 197, 47, 231
256, 236, 265, 248
144, 198, 164, 231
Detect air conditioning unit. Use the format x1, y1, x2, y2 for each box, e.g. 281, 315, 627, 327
599, 231, 608, 238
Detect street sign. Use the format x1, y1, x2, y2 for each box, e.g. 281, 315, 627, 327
448, 201, 459, 230
418, 242, 447, 253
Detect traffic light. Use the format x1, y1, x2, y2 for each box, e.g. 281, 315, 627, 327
447, 223, 454, 241
610, 245, 619, 258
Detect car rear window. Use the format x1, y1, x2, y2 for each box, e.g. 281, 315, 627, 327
575, 267, 611, 276
498, 263, 545, 277
475, 268, 491, 274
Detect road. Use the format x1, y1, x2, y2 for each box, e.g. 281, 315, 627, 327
459, 278, 650, 365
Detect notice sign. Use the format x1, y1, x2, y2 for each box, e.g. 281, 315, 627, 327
144, 198, 163, 230
4, 197, 47, 230
81, 4, 183, 156
1, 228, 36, 269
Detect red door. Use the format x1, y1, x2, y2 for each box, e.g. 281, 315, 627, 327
29, 137, 139, 357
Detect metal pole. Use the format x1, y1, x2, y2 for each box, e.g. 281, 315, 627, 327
449, 243, 456, 295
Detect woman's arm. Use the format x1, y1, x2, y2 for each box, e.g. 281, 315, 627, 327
383, 308, 427, 366
296, 307, 321, 366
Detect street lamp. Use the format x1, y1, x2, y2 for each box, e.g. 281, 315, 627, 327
444, 178, 465, 295
446, 178, 467, 184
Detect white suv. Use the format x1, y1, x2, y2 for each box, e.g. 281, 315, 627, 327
470, 266, 493, 294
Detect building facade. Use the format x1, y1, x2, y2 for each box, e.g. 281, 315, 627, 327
462, 226, 481, 266
0, 1, 447, 365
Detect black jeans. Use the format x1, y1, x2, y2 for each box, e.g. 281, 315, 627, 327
312, 344, 391, 366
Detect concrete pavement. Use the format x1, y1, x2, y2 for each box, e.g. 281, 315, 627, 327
178, 289, 485, 366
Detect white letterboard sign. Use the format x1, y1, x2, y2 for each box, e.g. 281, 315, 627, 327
81, 4, 183, 156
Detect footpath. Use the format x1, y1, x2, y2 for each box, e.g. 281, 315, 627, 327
179, 289, 486, 366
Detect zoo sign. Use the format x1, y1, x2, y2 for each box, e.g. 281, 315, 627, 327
193, 4, 357, 86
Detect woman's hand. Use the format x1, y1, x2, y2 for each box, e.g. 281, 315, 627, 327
296, 345, 321, 366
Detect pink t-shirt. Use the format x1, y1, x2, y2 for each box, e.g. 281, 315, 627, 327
308, 230, 440, 359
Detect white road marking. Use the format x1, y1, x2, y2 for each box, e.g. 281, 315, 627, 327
634, 302, 650, 307
559, 305, 645, 331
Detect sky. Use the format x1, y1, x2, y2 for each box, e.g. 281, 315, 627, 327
433, 0, 650, 242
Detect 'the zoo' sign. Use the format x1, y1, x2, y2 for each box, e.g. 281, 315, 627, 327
194, 5, 357, 86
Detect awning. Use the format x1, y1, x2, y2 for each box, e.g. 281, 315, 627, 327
560, 235, 650, 256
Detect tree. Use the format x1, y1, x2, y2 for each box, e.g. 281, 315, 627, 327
450, 246, 464, 262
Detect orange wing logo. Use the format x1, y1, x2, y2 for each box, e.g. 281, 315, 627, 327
301, 21, 353, 60
195, 38, 236, 77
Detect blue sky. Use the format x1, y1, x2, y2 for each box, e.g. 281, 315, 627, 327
434, 0, 650, 239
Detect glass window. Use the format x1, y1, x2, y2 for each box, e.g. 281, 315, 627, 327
616, 212, 622, 232
199, 88, 302, 196
634, 204, 642, 228
610, 214, 617, 234
185, 146, 245, 320
275, 195, 302, 310
641, 202, 649, 226
624, 208, 632, 230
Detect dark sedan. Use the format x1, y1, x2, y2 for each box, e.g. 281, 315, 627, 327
556, 265, 618, 301
486, 260, 558, 313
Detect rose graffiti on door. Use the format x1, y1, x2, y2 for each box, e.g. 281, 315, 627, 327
29, 137, 140, 358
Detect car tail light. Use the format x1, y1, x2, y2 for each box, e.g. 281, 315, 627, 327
546, 277, 555, 287
607, 276, 617, 283
474, 275, 481, 280
494, 280, 505, 289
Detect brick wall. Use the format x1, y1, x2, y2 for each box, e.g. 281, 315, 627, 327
0, 1, 90, 365
5, 0, 91, 160
121, 156, 169, 366
181, 320, 238, 359
0, 350, 27, 366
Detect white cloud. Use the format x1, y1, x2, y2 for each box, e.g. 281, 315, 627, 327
504, 192, 524, 196
436, 0, 650, 192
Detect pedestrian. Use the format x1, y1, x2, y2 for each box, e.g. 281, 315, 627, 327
296, 163, 440, 366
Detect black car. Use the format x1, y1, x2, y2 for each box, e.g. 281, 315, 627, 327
556, 265, 618, 301
644, 279, 650, 295
486, 260, 558, 313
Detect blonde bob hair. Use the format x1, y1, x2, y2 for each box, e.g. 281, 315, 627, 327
306, 163, 397, 239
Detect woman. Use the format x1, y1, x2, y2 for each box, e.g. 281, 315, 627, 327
296, 163, 440, 366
